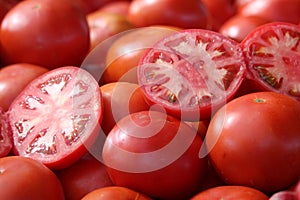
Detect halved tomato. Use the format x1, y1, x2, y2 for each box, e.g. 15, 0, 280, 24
241, 22, 300, 100
7, 66, 103, 169
137, 29, 246, 121
0, 107, 12, 158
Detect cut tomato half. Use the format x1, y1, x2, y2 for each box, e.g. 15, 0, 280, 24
242, 22, 300, 100
137, 29, 246, 121
8, 66, 103, 169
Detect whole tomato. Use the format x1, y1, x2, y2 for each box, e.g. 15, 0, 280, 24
100, 81, 150, 135
82, 186, 152, 200
0, 0, 90, 69
0, 63, 49, 111
127, 0, 210, 29
99, 0, 131, 16
191, 185, 269, 200
0, 156, 65, 200
56, 153, 113, 200
238, 0, 300, 24
206, 92, 300, 193
102, 111, 208, 200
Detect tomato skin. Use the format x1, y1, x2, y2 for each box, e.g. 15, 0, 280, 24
56, 153, 113, 200
0, 63, 49, 111
0, 156, 65, 200
82, 186, 153, 200
8, 66, 103, 170
100, 82, 150, 135
238, 0, 300, 24
0, 0, 90, 69
191, 185, 269, 200
102, 111, 208, 200
206, 92, 300, 193
127, 0, 209, 29
103, 26, 180, 84
99, 0, 131, 16
219, 15, 270, 42
202, 0, 237, 31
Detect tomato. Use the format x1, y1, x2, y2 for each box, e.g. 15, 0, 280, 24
0, 0, 90, 69
103, 26, 180, 84
137, 29, 246, 121
0, 63, 49, 111
87, 10, 135, 52
102, 110, 208, 200
73, 0, 111, 14
191, 185, 269, 200
7, 66, 103, 170
81, 186, 152, 200
100, 82, 150, 135
269, 191, 297, 200
238, 0, 300, 24
56, 153, 113, 200
127, 0, 210, 29
0, 108, 12, 158
0, 156, 64, 200
241, 22, 300, 100
219, 15, 270, 42
205, 92, 300, 193
201, 0, 237, 31
99, 0, 131, 16
0, 0, 20, 22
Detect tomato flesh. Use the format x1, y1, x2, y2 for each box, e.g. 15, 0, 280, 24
138, 29, 246, 121
8, 66, 103, 169
242, 22, 300, 100
0, 108, 12, 158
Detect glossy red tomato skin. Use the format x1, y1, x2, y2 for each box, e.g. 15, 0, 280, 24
238, 0, 300, 24
102, 111, 208, 200
82, 186, 153, 200
0, 63, 49, 111
56, 153, 113, 200
0, 156, 65, 200
191, 185, 269, 200
103, 26, 180, 84
100, 82, 150, 135
99, 0, 130, 16
0, 0, 90, 69
127, 0, 209, 29
8, 66, 103, 170
138, 29, 246, 121
0, 0, 20, 22
0, 108, 12, 158
206, 92, 300, 193
241, 22, 300, 101
87, 10, 135, 52
202, 0, 237, 31
219, 15, 270, 42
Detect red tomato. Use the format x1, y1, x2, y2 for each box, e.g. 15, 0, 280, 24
8, 66, 103, 170
87, 10, 135, 51
73, 0, 111, 14
219, 15, 270, 42
102, 111, 208, 200
100, 82, 150, 135
99, 0, 131, 16
0, 0, 20, 22
82, 186, 152, 200
0, 63, 49, 111
191, 185, 269, 200
0, 156, 65, 200
56, 153, 113, 200
202, 0, 237, 31
206, 92, 300, 193
0, 0, 90, 69
238, 0, 300, 24
241, 22, 300, 100
137, 29, 246, 121
0, 107, 12, 158
103, 26, 180, 84
127, 0, 210, 29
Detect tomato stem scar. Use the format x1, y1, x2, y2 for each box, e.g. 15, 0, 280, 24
254, 98, 266, 103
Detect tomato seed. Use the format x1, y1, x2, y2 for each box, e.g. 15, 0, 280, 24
254, 66, 282, 88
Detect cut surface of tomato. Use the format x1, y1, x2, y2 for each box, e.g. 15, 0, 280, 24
0, 107, 12, 158
8, 66, 102, 169
138, 29, 246, 121
242, 22, 300, 100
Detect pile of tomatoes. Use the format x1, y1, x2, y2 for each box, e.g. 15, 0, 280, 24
0, 0, 300, 199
